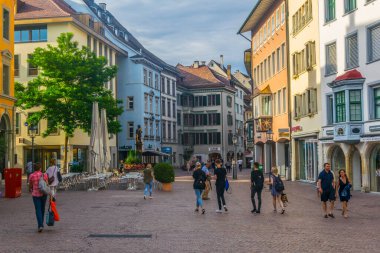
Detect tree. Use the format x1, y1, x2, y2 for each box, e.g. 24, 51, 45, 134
15, 33, 123, 172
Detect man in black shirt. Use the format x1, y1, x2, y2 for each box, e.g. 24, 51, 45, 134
214, 159, 228, 213
251, 162, 264, 214
317, 163, 336, 218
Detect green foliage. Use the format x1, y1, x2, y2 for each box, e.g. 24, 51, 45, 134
154, 162, 175, 183
15, 33, 123, 137
125, 150, 141, 164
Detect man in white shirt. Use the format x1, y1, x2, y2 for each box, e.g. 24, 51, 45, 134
238, 159, 243, 172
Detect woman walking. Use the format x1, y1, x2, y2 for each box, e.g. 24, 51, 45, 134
143, 164, 154, 199
29, 164, 48, 232
214, 159, 228, 213
193, 163, 206, 214
270, 167, 285, 214
46, 158, 59, 198
336, 169, 351, 218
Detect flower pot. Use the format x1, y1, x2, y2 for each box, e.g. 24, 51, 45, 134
161, 183, 173, 192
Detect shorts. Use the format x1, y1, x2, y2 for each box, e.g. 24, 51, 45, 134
321, 189, 336, 202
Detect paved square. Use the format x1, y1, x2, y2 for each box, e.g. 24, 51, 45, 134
1, 170, 379, 253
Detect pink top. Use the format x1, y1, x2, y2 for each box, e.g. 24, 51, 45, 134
29, 171, 48, 197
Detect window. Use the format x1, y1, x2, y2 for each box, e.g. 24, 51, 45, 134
87, 35, 91, 49
276, 48, 280, 72
149, 96, 153, 113
144, 94, 148, 112
173, 123, 176, 140
155, 74, 159, 89
162, 98, 166, 116
15, 113, 21, 135
349, 90, 362, 121
173, 102, 176, 118
150, 120, 154, 137
47, 119, 58, 135
167, 100, 171, 117
273, 92, 277, 115
127, 96, 134, 110
208, 132, 221, 145
264, 59, 267, 80
327, 95, 334, 124
227, 96, 232, 107
306, 41, 316, 69
168, 122, 171, 139
109, 50, 113, 65
3, 8, 9, 40
161, 77, 165, 92
293, 0, 313, 34
278, 90, 281, 114
155, 97, 159, 114
15, 25, 48, 43
335, 91, 346, 123
93, 38, 97, 56
325, 0, 335, 22
127, 122, 134, 139
240, 105, 243, 115
375, 88, 380, 119
346, 33, 358, 69
162, 121, 166, 139
276, 9, 280, 28
148, 71, 153, 87
0, 63, 9, 95
281, 3, 285, 24
271, 16, 275, 34
207, 94, 221, 106
227, 114, 233, 126
272, 52, 276, 75
143, 69, 148, 85
167, 79, 171, 95
144, 119, 148, 138
281, 43, 286, 69
99, 43, 103, 56
345, 0, 356, 13
307, 89, 317, 114
326, 42, 337, 75
262, 96, 272, 116
27, 54, 38, 76
368, 23, 380, 62
155, 121, 160, 138
283, 88, 287, 112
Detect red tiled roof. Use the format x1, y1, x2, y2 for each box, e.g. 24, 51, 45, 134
177, 64, 233, 89
16, 0, 75, 20
334, 69, 364, 82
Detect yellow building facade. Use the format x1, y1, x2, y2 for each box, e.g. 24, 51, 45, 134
0, 0, 16, 174
15, 0, 125, 172
288, 0, 322, 182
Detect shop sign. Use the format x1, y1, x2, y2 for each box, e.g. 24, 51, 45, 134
279, 132, 290, 138
208, 147, 221, 152
161, 147, 173, 154
291, 126, 303, 132
360, 136, 380, 142
320, 140, 335, 144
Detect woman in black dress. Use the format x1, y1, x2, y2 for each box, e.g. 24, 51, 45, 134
336, 169, 351, 218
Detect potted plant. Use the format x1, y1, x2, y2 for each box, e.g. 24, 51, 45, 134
154, 162, 175, 191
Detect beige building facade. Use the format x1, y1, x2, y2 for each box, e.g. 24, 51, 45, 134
289, 0, 322, 182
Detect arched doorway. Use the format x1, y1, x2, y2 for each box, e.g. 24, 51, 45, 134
331, 146, 345, 177
0, 114, 11, 176
351, 149, 362, 191
370, 145, 380, 192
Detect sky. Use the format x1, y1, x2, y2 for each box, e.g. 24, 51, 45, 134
105, 0, 257, 74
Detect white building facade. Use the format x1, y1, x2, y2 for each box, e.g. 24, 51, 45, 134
319, 0, 380, 192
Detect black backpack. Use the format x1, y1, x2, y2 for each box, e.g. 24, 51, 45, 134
274, 176, 285, 192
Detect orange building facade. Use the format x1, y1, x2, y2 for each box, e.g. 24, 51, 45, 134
0, 0, 16, 174
239, 0, 290, 175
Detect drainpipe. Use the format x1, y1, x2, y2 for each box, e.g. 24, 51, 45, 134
285, 0, 292, 181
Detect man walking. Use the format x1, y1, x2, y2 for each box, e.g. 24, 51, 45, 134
201, 162, 211, 200
317, 163, 336, 218
251, 162, 264, 214
238, 159, 243, 172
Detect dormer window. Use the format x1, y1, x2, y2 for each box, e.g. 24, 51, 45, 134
97, 10, 102, 17
107, 16, 111, 23
115, 29, 118, 36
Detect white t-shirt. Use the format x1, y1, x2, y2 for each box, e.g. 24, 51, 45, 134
46, 165, 59, 186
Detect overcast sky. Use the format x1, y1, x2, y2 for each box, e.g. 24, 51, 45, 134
105, 0, 256, 74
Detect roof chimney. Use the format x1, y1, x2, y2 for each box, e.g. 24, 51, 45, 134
220, 55, 224, 67
99, 3, 107, 11
227, 65, 231, 79
200, 61, 206, 66
193, 61, 199, 68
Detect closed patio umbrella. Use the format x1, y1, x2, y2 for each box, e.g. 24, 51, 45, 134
101, 108, 111, 171
89, 102, 103, 173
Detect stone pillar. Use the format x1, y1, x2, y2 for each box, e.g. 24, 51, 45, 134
291, 138, 297, 181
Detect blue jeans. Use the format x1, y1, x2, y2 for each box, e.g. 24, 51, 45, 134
194, 189, 203, 207
144, 181, 153, 196
32, 195, 47, 228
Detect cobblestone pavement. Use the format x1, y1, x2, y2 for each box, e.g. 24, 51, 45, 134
1, 169, 380, 253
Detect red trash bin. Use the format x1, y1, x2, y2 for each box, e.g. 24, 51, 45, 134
4, 168, 22, 198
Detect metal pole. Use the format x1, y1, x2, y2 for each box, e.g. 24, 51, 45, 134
233, 144, 237, 180
31, 136, 35, 170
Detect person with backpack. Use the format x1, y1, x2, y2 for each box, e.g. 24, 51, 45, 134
214, 159, 228, 213
46, 158, 61, 198
269, 167, 285, 214
28, 163, 49, 232
193, 163, 206, 214
251, 162, 264, 214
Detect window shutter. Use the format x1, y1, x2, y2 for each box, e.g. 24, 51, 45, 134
371, 25, 380, 61
347, 34, 358, 68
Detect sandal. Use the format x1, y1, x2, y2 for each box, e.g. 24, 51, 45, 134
202, 209, 206, 214
194, 208, 199, 212
281, 209, 285, 214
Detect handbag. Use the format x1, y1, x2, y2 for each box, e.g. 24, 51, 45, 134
46, 201, 55, 226
56, 166, 62, 183
48, 167, 55, 185
39, 174, 51, 195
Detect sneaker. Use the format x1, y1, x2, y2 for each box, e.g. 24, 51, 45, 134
251, 209, 257, 213
215, 209, 223, 213
281, 209, 285, 214
328, 213, 335, 218
194, 208, 199, 212
256, 210, 261, 214
224, 206, 228, 212
324, 214, 328, 218
38, 227, 43, 233
149, 196, 153, 199
202, 209, 206, 214
143, 195, 146, 200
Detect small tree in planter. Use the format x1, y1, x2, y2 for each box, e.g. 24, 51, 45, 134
154, 163, 175, 191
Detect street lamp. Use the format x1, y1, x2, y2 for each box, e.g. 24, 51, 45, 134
28, 125, 37, 169
232, 135, 238, 180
